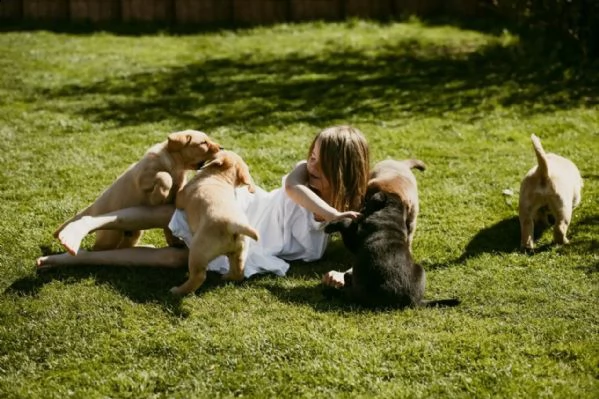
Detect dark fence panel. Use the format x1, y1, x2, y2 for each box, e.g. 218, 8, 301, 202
70, 0, 120, 23
346, 0, 393, 19
0, 0, 481, 23
23, 0, 69, 21
175, 0, 231, 24
233, 0, 289, 25
0, 0, 22, 19
291, 0, 344, 21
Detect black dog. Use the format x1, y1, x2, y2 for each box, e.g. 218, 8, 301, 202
324, 190, 460, 309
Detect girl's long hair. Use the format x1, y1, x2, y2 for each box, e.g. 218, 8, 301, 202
308, 125, 370, 212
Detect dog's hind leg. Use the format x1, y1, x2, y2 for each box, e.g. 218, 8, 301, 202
93, 230, 126, 251
519, 206, 535, 251
170, 245, 211, 296
223, 243, 246, 282
550, 198, 572, 245
118, 230, 143, 248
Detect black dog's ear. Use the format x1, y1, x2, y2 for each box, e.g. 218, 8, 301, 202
324, 217, 354, 234
363, 191, 387, 214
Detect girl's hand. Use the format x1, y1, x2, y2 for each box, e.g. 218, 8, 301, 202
315, 210, 361, 223
330, 210, 361, 221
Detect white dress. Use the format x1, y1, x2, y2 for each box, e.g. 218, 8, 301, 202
168, 177, 329, 277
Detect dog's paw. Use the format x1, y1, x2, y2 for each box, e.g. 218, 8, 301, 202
554, 236, 570, 246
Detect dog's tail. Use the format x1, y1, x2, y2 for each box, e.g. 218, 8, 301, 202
228, 222, 259, 241
402, 159, 426, 172
420, 298, 461, 308
531, 134, 549, 178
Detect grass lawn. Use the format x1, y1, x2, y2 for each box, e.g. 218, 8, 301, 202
0, 19, 598, 398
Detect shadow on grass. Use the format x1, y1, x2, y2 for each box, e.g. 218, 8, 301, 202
560, 215, 599, 273
458, 216, 521, 261
29, 23, 597, 132
262, 282, 385, 313
458, 213, 599, 263
457, 215, 558, 261
5, 263, 229, 317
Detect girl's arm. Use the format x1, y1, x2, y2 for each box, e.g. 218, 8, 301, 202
284, 161, 359, 222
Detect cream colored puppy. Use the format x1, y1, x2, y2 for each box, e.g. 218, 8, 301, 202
170, 150, 259, 296
54, 130, 221, 253
519, 134, 583, 251
368, 159, 426, 250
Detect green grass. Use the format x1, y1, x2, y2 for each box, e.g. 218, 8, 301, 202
1, 19, 598, 398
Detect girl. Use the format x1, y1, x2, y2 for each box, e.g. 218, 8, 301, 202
37, 126, 370, 282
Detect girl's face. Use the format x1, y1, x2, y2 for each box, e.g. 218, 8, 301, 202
307, 139, 331, 200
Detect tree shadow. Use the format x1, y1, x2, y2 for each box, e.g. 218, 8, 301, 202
4, 265, 229, 317
32, 27, 597, 131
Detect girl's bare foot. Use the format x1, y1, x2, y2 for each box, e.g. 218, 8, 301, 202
36, 252, 79, 270
57, 216, 94, 255
322, 270, 345, 288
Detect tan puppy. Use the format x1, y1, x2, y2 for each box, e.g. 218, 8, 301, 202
170, 150, 259, 296
368, 159, 426, 250
54, 130, 221, 253
519, 134, 583, 251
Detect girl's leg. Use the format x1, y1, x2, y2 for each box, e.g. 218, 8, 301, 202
58, 205, 175, 255
37, 247, 188, 269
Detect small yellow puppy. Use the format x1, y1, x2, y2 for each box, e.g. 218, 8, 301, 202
368, 159, 426, 250
53, 130, 221, 253
519, 134, 583, 251
170, 150, 259, 296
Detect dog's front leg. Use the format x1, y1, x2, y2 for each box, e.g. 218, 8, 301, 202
148, 172, 174, 205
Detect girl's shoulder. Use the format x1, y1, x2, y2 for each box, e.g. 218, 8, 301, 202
284, 161, 308, 189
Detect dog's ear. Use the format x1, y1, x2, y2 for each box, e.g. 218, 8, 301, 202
201, 153, 226, 169
363, 191, 387, 214
167, 132, 193, 152
236, 162, 255, 193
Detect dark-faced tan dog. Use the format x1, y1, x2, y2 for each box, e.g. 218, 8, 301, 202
170, 150, 259, 296
368, 159, 426, 250
519, 134, 583, 251
54, 130, 221, 253
324, 158, 459, 308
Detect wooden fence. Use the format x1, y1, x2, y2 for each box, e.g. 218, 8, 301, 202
0, 0, 481, 25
